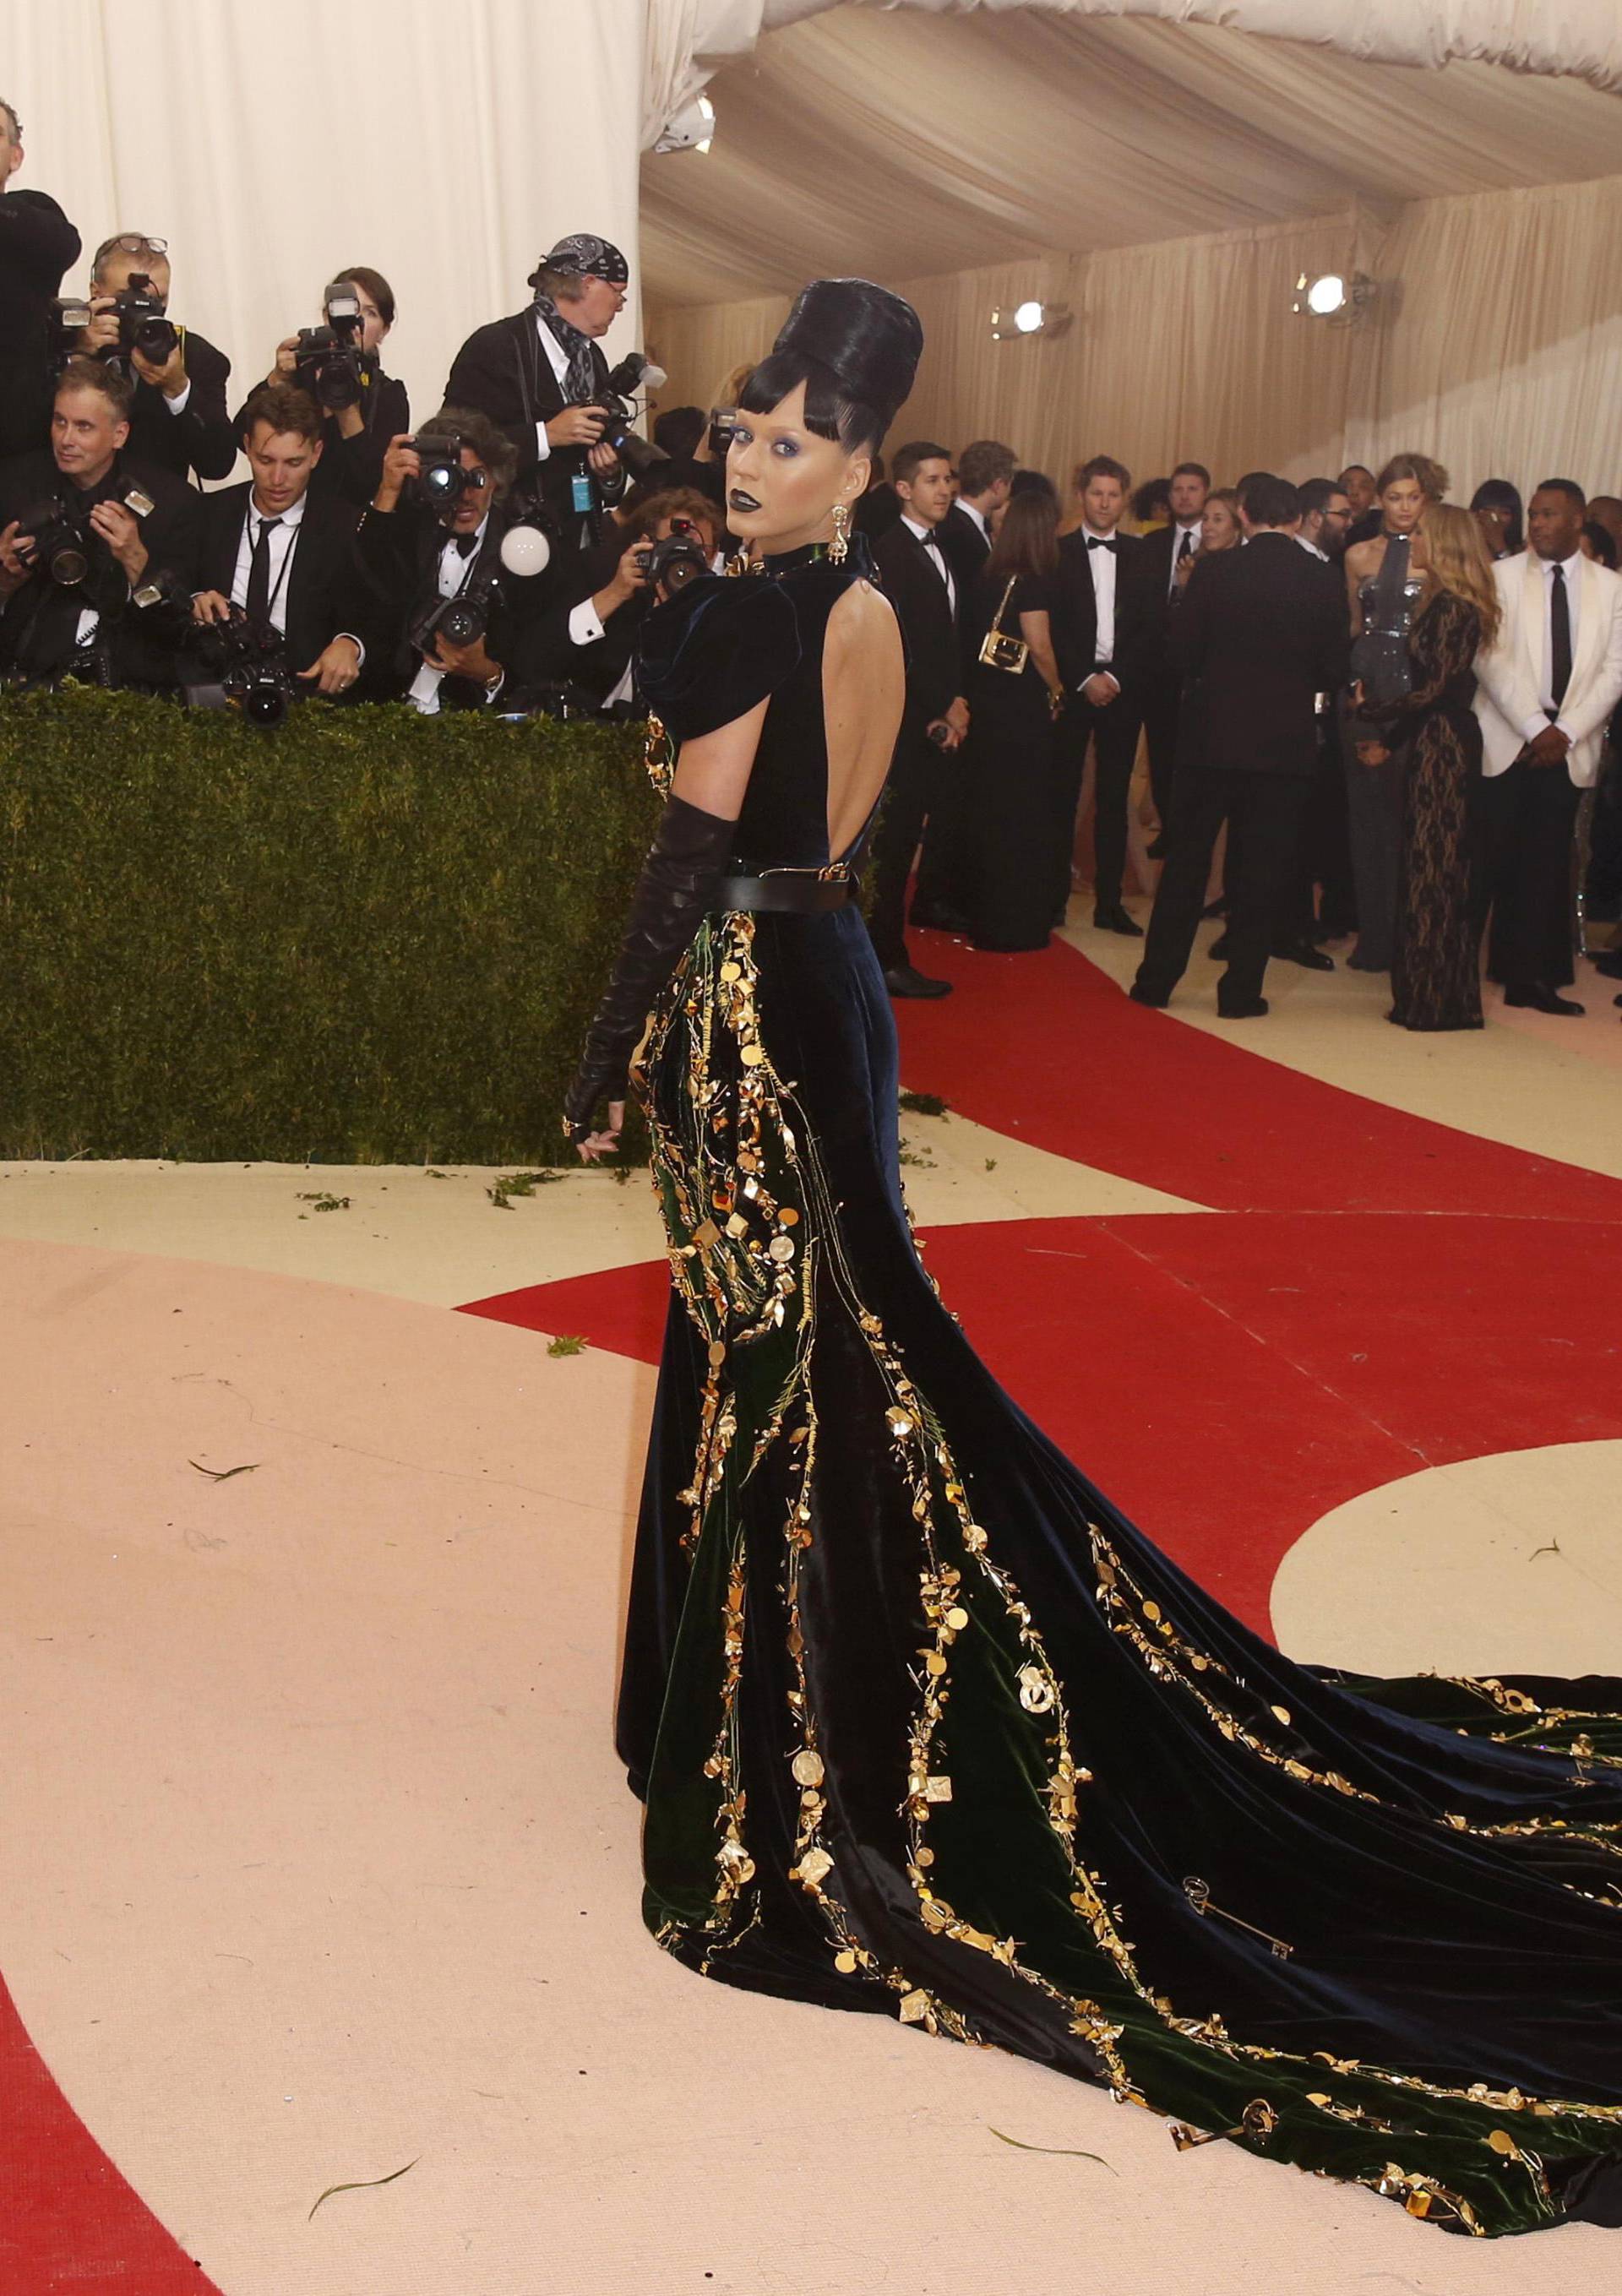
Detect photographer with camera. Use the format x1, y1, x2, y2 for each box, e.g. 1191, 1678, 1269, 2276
0, 95, 81, 460
529, 487, 721, 712
74, 232, 237, 484
242, 267, 408, 508
357, 405, 553, 714
0, 355, 201, 688
188, 383, 377, 714
445, 234, 669, 552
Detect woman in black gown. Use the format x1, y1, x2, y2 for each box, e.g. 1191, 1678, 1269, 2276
564, 280, 1622, 2239
1356, 503, 1494, 1032
961, 490, 1067, 951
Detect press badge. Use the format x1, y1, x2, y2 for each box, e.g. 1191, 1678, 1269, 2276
571, 471, 594, 514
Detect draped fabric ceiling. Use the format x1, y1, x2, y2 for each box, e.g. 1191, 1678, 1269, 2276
641, 1, 1622, 498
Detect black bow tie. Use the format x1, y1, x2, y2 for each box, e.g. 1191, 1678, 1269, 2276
450, 532, 479, 559
1086, 536, 1117, 553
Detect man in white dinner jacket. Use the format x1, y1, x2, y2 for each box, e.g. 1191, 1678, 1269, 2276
1473, 478, 1622, 1013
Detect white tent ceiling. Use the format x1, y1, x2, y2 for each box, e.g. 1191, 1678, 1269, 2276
641, 2, 1622, 307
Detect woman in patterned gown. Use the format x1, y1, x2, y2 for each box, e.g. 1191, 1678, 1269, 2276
563, 280, 1622, 2239
1355, 503, 1494, 1031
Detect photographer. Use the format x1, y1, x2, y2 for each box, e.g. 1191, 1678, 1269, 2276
0, 95, 81, 459
189, 383, 377, 705
444, 234, 636, 551
529, 487, 721, 711
241, 267, 408, 508
356, 405, 552, 714
76, 232, 237, 483
0, 356, 201, 688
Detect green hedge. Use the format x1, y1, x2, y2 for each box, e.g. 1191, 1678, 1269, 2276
0, 687, 658, 1162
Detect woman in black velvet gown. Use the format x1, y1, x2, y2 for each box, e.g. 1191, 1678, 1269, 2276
961, 490, 1067, 951
564, 280, 1622, 2240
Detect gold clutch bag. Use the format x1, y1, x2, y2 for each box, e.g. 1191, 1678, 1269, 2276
978, 575, 1029, 674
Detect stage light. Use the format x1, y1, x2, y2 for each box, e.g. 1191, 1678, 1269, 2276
656, 92, 716, 155
990, 301, 1071, 342
1292, 270, 1378, 325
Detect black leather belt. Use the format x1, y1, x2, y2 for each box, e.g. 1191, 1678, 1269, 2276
710, 873, 853, 914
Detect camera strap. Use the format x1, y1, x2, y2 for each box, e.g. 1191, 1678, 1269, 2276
240, 504, 297, 630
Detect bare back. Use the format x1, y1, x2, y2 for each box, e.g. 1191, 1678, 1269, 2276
822, 577, 906, 860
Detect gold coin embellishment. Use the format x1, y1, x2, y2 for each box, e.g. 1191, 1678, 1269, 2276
1271, 1706, 1293, 1727
769, 1236, 796, 1263
962, 1524, 988, 1551
924, 1651, 948, 1677
796, 1847, 833, 1888
692, 1218, 721, 1249
885, 1408, 915, 1439
1142, 1602, 1162, 1622
835, 1949, 858, 1974
924, 1775, 954, 1803
779, 1207, 800, 1226
791, 1749, 825, 1787
1487, 2130, 1518, 2157
739, 1044, 765, 1068
898, 1989, 931, 2025
719, 962, 742, 982
944, 1606, 969, 1631
707, 1340, 727, 1366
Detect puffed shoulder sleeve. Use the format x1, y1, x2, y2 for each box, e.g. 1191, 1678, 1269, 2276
636, 576, 802, 743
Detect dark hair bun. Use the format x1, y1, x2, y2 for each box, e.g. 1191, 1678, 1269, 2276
773, 279, 923, 431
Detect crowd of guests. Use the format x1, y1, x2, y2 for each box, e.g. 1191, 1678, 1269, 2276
853, 438, 1622, 1030
3, 104, 1620, 1033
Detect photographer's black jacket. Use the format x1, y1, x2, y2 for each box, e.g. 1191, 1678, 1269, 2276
0, 187, 81, 459
193, 482, 380, 683
0, 445, 203, 687
443, 309, 623, 545
351, 498, 554, 709
127, 328, 238, 484
527, 530, 645, 706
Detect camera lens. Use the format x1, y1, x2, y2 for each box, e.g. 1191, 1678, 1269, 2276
438, 598, 486, 648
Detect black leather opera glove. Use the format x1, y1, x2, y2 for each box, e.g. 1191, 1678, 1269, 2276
563, 794, 735, 1142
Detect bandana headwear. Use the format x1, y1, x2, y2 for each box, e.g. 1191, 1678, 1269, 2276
530, 234, 629, 290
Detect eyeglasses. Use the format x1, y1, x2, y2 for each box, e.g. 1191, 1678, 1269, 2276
107, 234, 168, 256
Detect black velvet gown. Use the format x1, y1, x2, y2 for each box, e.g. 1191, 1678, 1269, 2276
961, 568, 1059, 951
612, 537, 1622, 2239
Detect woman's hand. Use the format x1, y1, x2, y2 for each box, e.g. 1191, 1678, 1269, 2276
574, 1100, 626, 1163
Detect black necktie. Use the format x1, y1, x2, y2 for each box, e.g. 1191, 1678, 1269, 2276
452, 531, 479, 559
246, 515, 281, 627
1550, 564, 1572, 708
1087, 535, 1116, 553
1175, 529, 1193, 563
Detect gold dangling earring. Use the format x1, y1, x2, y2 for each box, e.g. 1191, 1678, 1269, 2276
829, 500, 851, 564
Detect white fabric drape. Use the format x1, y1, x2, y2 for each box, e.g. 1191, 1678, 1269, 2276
763, 0, 1622, 95
0, 0, 645, 439
647, 173, 1622, 502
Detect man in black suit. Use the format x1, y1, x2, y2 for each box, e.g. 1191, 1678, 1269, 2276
189, 384, 375, 699
444, 233, 630, 552
356, 404, 555, 714
1130, 473, 1350, 1018
76, 233, 237, 485
870, 440, 970, 997
1053, 454, 1154, 933
528, 485, 721, 710
853, 452, 901, 541
936, 437, 1013, 596
0, 356, 201, 689
0, 95, 80, 460
1136, 460, 1209, 857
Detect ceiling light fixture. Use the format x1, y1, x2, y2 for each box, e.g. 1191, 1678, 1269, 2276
1292, 270, 1379, 327
656, 92, 716, 155
990, 300, 1072, 342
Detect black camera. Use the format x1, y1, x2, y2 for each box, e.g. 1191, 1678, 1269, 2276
14, 481, 155, 587
707, 405, 738, 460
47, 295, 95, 373
294, 282, 368, 411
573, 353, 672, 483
404, 434, 487, 510
188, 607, 298, 726
112, 272, 179, 367
411, 581, 492, 661
637, 517, 710, 598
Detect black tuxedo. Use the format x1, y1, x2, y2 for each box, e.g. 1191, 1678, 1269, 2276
231, 369, 410, 508
1136, 520, 1204, 840
526, 530, 646, 709
0, 445, 201, 688
869, 518, 971, 964
1138, 535, 1351, 1005
1051, 526, 1152, 917
126, 329, 237, 483
853, 480, 901, 541
353, 498, 554, 710
444, 307, 624, 547
0, 187, 81, 458
193, 483, 376, 688
936, 500, 991, 598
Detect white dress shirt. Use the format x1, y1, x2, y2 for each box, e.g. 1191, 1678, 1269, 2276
1525, 549, 1583, 742
531, 316, 572, 465
901, 513, 956, 617
957, 498, 988, 542
1295, 534, 1329, 563
407, 514, 494, 714
1080, 524, 1119, 669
